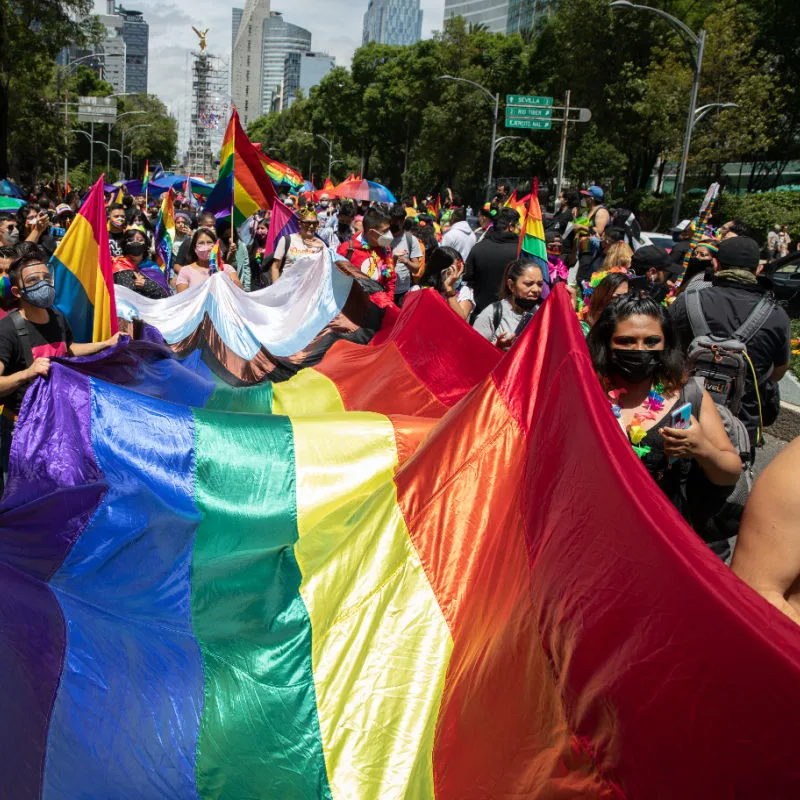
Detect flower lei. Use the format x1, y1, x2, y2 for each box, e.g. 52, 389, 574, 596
608, 382, 666, 459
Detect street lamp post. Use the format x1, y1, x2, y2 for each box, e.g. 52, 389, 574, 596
610, 1, 705, 227
493, 135, 522, 153
120, 124, 151, 180
693, 102, 739, 127
301, 132, 333, 178
108, 110, 147, 174
58, 53, 121, 191
439, 75, 500, 201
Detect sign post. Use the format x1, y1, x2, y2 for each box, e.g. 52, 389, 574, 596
78, 97, 117, 183
504, 91, 592, 209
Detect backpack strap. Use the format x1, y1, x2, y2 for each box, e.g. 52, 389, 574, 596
492, 301, 503, 336
685, 288, 711, 339
732, 294, 775, 344
10, 311, 33, 369
683, 376, 705, 420
278, 233, 292, 273
346, 241, 355, 261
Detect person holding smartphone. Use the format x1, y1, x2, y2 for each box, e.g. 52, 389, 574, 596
587, 292, 741, 533
408, 246, 474, 321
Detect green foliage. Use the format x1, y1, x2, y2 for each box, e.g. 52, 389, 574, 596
116, 94, 178, 180
714, 191, 800, 245
0, 0, 97, 182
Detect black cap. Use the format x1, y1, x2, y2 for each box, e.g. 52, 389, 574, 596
718, 236, 760, 271
630, 245, 672, 276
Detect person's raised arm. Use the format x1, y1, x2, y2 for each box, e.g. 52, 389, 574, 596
732, 438, 800, 625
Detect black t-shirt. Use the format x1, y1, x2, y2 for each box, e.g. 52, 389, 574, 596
0, 310, 74, 416
464, 230, 520, 315
669, 279, 792, 440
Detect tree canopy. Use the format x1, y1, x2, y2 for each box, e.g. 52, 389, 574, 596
247, 1, 796, 205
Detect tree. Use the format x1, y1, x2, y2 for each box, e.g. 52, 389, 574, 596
0, 0, 98, 181
115, 94, 178, 180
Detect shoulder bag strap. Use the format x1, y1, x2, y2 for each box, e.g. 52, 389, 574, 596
10, 311, 33, 369
279, 234, 292, 272
685, 288, 712, 338
492, 301, 503, 335
732, 294, 776, 344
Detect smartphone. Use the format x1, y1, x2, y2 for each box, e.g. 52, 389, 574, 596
670, 402, 692, 430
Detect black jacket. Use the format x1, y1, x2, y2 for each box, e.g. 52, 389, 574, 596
464, 228, 520, 315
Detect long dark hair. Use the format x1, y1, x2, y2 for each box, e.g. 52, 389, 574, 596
420, 246, 461, 292
587, 292, 686, 393
187, 226, 218, 263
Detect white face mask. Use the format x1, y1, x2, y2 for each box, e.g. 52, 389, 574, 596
376, 231, 393, 248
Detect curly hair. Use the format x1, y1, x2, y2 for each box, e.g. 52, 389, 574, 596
587, 291, 686, 393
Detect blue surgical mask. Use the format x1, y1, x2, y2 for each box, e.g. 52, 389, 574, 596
22, 279, 56, 309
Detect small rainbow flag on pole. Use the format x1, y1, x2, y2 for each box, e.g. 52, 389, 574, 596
142, 160, 150, 194
518, 178, 548, 276
51, 175, 118, 343
207, 240, 222, 274
153, 186, 176, 276
204, 107, 278, 226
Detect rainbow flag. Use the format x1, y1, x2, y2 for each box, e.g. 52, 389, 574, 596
518, 178, 548, 275
204, 108, 278, 226
504, 188, 518, 208
153, 186, 176, 276
142, 160, 150, 193
50, 175, 117, 342
257, 150, 304, 191
7, 287, 800, 798
207, 240, 222, 274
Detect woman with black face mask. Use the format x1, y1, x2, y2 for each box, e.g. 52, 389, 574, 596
588, 292, 741, 531
112, 227, 170, 299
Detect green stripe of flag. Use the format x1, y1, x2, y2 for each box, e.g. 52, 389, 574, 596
190, 410, 332, 799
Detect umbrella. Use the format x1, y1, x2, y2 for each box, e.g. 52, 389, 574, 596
333, 179, 396, 204
0, 179, 24, 198
0, 196, 24, 212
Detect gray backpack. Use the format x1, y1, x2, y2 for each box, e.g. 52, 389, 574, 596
685, 287, 774, 429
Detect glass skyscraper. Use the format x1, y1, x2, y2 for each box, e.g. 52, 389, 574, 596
507, 0, 552, 33
362, 0, 423, 47
443, 0, 509, 33
261, 13, 311, 116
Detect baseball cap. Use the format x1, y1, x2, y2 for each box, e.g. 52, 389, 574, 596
55, 203, 73, 217
580, 186, 604, 201
718, 236, 760, 271
630, 245, 672, 276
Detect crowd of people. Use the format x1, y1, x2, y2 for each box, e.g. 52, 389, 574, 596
0, 178, 796, 620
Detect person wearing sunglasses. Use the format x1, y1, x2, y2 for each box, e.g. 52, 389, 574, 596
268, 208, 327, 285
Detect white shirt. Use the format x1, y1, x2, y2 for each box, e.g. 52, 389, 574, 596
441, 220, 477, 262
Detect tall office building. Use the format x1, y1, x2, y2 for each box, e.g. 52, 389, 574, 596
94, 14, 127, 94
281, 51, 334, 109
261, 13, 311, 116
362, 0, 423, 46
115, 4, 149, 94
231, 0, 271, 127
232, 7, 243, 62
443, 0, 509, 33
506, 0, 552, 33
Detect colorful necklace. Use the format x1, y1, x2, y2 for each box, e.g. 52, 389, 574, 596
608, 382, 666, 459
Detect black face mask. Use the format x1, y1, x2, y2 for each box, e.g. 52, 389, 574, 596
610, 349, 663, 383
515, 297, 541, 311
390, 223, 402, 236
687, 256, 714, 280
124, 241, 147, 257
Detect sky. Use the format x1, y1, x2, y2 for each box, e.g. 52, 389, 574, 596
94, 0, 447, 148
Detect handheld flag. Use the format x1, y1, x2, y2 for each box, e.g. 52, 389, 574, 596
265, 200, 301, 254
518, 178, 548, 276
256, 150, 304, 192
50, 175, 118, 342
142, 160, 150, 193
183, 176, 200, 211
204, 107, 278, 225
207, 240, 222, 274
152, 162, 166, 181
153, 187, 176, 276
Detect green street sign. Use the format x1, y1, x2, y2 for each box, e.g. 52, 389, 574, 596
505, 118, 553, 130
505, 106, 553, 119
506, 94, 553, 107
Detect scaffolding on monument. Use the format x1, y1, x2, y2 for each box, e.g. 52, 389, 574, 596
186, 46, 229, 181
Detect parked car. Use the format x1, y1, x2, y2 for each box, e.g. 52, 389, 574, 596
768, 255, 800, 315
638, 231, 675, 251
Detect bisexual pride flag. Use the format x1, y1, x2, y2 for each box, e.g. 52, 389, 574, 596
50, 175, 117, 342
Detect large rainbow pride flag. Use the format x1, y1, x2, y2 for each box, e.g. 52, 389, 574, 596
3, 288, 800, 798
50, 176, 117, 342
204, 108, 278, 226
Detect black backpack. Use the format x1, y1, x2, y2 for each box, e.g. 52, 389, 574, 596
685, 288, 775, 443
